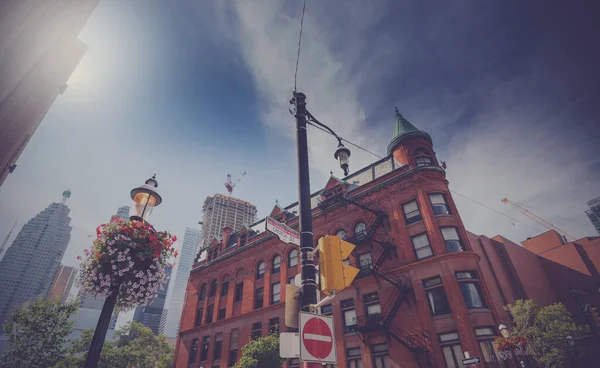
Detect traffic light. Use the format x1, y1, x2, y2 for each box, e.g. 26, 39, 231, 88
590, 306, 600, 327
318, 235, 360, 295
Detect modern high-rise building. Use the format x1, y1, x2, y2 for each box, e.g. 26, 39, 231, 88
133, 266, 173, 335
0, 221, 17, 262
0, 190, 72, 329
585, 196, 600, 235
48, 265, 76, 303
115, 205, 130, 221
163, 227, 202, 337
0, 0, 99, 186
70, 292, 119, 342
199, 194, 257, 251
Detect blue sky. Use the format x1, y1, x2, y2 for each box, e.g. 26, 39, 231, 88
1, 0, 599, 294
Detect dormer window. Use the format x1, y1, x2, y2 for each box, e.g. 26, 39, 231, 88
414, 149, 433, 167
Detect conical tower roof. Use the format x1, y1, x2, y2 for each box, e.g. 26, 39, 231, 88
387, 107, 431, 155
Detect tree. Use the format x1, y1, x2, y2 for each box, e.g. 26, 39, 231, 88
234, 334, 283, 368
58, 322, 173, 368
505, 299, 588, 368
0, 298, 79, 368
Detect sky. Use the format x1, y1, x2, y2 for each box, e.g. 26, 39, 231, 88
0, 0, 599, 325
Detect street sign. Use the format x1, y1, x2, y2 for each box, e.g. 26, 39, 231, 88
265, 217, 300, 246
299, 312, 336, 363
462, 357, 481, 365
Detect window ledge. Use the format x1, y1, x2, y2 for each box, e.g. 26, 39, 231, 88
467, 307, 491, 314
431, 313, 452, 320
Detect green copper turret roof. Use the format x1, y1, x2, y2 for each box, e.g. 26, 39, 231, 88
387, 107, 432, 155
392, 107, 420, 138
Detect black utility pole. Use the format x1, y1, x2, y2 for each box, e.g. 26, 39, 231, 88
293, 91, 317, 311
84, 286, 119, 368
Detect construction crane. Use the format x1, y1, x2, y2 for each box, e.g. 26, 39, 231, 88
501, 198, 576, 241
224, 172, 246, 195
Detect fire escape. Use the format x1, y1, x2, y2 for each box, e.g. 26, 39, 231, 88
318, 190, 431, 367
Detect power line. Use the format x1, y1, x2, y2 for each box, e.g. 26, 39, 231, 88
294, 0, 306, 92
308, 123, 543, 233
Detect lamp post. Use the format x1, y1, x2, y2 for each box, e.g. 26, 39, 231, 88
497, 324, 526, 368
83, 175, 162, 368
290, 91, 351, 312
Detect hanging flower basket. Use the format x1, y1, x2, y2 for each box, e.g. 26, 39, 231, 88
493, 336, 528, 360
77, 218, 177, 311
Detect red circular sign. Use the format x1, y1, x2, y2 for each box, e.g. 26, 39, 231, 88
302, 317, 333, 359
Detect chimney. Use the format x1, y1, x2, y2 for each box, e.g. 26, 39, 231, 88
222, 227, 233, 250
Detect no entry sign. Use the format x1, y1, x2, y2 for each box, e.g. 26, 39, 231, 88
299, 312, 337, 363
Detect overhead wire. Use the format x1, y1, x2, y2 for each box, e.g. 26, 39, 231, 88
309, 124, 545, 233
293, 0, 306, 92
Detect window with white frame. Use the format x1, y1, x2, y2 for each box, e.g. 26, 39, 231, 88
288, 249, 298, 268
441, 227, 463, 252
336, 229, 347, 239
272, 255, 281, 274
354, 222, 367, 236
411, 233, 433, 260
358, 252, 373, 269
430, 193, 451, 215
457, 271, 485, 309
256, 261, 266, 280
439, 332, 464, 368
403, 200, 423, 224
341, 299, 356, 333
271, 282, 280, 304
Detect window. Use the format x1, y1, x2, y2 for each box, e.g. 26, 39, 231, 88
403, 200, 423, 224
256, 261, 266, 280
439, 332, 464, 368
255, 287, 264, 309
414, 149, 433, 167
412, 233, 433, 260
271, 282, 280, 304
206, 304, 214, 323
195, 308, 203, 326
364, 293, 382, 322
476, 328, 503, 367
321, 304, 333, 315
200, 336, 210, 361
442, 227, 463, 252
228, 350, 238, 367
199, 285, 207, 300
221, 277, 230, 296
288, 276, 296, 285
251, 322, 262, 339
234, 282, 243, 303
354, 222, 367, 236
457, 272, 485, 309
218, 308, 226, 320
210, 279, 217, 297
347, 347, 363, 368
430, 193, 451, 215
288, 358, 300, 367
423, 277, 450, 316
336, 229, 347, 239
341, 299, 357, 333
272, 255, 281, 274
269, 317, 280, 334
358, 252, 373, 269
214, 333, 223, 361
372, 343, 391, 368
189, 338, 198, 363
288, 249, 298, 268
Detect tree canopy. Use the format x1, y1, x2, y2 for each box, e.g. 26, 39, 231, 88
57, 321, 173, 368
0, 298, 79, 368
234, 334, 283, 368
505, 299, 588, 368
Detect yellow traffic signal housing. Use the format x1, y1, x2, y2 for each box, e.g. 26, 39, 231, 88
318, 235, 360, 295
591, 306, 600, 327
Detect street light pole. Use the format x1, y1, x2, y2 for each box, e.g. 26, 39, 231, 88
293, 91, 317, 311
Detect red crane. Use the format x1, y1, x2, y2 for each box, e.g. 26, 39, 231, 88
501, 198, 576, 241
224, 172, 246, 195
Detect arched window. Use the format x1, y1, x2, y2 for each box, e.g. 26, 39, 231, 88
288, 249, 298, 268
221, 275, 230, 296
414, 148, 433, 167
256, 261, 266, 280
209, 279, 217, 297
272, 255, 281, 274
354, 222, 367, 236
336, 229, 347, 239
199, 284, 207, 301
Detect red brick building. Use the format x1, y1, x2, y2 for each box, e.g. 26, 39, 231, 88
175, 111, 599, 368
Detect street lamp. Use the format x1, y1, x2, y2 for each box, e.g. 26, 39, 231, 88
499, 324, 510, 338
130, 174, 162, 221
84, 176, 163, 368
290, 91, 351, 313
